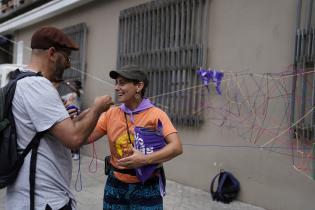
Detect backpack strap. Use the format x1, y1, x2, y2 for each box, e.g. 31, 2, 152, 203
210, 172, 222, 200
0, 118, 9, 132
29, 132, 45, 210
10, 131, 46, 210
9, 69, 41, 81
4, 69, 42, 113
216, 172, 228, 199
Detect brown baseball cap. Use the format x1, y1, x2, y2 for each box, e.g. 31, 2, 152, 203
31, 26, 79, 50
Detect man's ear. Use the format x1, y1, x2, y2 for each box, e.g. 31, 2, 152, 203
47, 47, 56, 61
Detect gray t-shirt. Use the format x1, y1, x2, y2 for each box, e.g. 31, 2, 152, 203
5, 73, 77, 210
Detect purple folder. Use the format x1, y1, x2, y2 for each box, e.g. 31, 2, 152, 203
134, 120, 166, 182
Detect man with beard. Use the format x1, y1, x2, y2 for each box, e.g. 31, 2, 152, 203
5, 26, 113, 210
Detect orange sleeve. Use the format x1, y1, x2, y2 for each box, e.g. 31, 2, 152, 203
156, 109, 177, 137
96, 111, 109, 134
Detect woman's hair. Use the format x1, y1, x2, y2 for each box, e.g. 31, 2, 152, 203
126, 78, 147, 97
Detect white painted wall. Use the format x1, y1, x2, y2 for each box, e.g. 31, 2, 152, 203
16, 40, 23, 65
11, 0, 315, 209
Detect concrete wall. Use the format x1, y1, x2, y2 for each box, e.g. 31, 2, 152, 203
12, 0, 315, 209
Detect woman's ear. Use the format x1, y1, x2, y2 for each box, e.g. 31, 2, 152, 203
137, 82, 144, 92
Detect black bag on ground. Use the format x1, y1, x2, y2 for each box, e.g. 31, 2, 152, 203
210, 170, 240, 204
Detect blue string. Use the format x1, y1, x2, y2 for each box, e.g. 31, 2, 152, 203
74, 151, 82, 192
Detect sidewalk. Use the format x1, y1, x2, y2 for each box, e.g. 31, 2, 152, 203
0, 156, 266, 210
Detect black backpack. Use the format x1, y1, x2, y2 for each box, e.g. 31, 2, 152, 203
0, 69, 45, 210
210, 170, 240, 204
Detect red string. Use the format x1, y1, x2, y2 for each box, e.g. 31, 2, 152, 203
89, 142, 98, 173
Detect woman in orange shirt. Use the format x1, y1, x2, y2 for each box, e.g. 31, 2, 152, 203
88, 64, 183, 210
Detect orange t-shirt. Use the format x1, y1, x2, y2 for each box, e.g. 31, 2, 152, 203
95, 106, 177, 183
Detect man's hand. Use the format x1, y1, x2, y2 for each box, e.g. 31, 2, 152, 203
94, 96, 114, 114
66, 105, 80, 119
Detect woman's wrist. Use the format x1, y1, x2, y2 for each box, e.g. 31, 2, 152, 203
145, 155, 154, 164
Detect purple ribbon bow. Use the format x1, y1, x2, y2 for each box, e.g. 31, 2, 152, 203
197, 68, 224, 95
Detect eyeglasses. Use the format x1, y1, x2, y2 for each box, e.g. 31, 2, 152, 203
56, 50, 71, 63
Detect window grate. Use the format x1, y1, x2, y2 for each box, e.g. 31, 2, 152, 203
291, 0, 315, 179
58, 23, 87, 96
117, 0, 209, 127
292, 0, 315, 137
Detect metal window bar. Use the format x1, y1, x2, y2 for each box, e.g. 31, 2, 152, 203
117, 0, 209, 126
292, 0, 315, 136
58, 23, 87, 96
291, 0, 315, 179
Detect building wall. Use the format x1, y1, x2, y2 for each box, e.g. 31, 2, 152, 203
12, 0, 315, 209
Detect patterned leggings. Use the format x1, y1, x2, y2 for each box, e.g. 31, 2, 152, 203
103, 171, 163, 210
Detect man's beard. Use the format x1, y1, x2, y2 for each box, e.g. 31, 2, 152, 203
53, 61, 67, 82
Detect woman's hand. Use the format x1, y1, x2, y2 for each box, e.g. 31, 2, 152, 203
118, 133, 183, 168
117, 148, 147, 168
